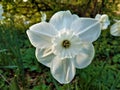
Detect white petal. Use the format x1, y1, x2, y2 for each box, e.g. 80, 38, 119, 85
100, 15, 110, 30
95, 14, 101, 20
102, 22, 110, 30
95, 14, 110, 30
71, 18, 101, 42
35, 48, 55, 67
27, 30, 51, 48
49, 10, 79, 30
110, 21, 120, 36
73, 43, 94, 69
52, 30, 82, 59
102, 23, 108, 29
51, 56, 75, 84
30, 22, 58, 37
27, 22, 58, 48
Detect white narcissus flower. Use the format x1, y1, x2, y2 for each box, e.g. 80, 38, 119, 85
110, 20, 120, 36
95, 14, 110, 30
26, 10, 101, 84
0, 4, 3, 14
0, 4, 5, 20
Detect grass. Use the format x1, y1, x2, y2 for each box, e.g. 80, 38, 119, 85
0, 20, 120, 90
0, 0, 120, 90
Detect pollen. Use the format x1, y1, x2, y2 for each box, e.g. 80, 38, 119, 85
62, 40, 71, 48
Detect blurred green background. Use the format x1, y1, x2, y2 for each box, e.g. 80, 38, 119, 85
0, 0, 120, 90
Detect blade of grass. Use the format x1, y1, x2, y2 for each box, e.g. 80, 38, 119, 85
110, 72, 120, 90
52, 78, 60, 90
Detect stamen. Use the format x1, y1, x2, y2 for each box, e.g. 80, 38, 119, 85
62, 40, 71, 48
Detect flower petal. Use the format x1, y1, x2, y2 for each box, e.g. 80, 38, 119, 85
27, 22, 58, 48
52, 30, 82, 59
51, 56, 75, 84
100, 15, 110, 30
36, 48, 55, 67
71, 18, 101, 42
95, 14, 110, 30
73, 43, 94, 69
110, 21, 120, 36
30, 22, 58, 37
102, 21, 110, 30
95, 14, 101, 20
49, 10, 79, 30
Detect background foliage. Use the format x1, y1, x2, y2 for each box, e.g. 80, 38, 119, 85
0, 0, 120, 90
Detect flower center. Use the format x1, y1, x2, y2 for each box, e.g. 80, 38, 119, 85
62, 40, 71, 48
52, 30, 82, 58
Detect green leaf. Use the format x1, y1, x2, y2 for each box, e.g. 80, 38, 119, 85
0, 65, 17, 69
